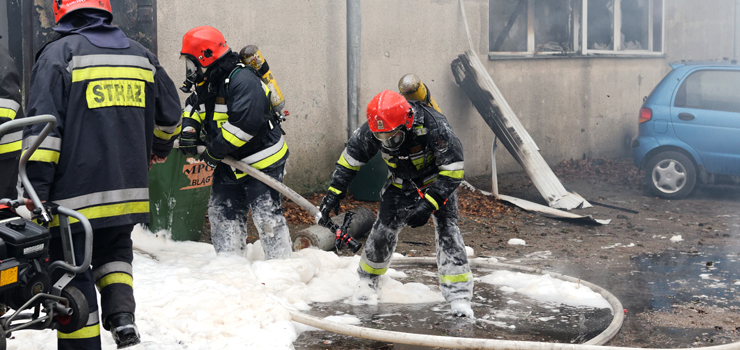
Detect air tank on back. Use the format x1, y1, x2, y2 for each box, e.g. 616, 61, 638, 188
239, 45, 285, 113
398, 73, 442, 113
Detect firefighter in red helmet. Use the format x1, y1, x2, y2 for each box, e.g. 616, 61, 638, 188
23, 0, 182, 348
178, 26, 292, 259
320, 90, 474, 317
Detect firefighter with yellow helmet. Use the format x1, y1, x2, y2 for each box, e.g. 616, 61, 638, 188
178, 26, 292, 259
23, 0, 182, 348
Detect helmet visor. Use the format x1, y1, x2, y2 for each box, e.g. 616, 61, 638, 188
373, 128, 406, 150
180, 55, 203, 83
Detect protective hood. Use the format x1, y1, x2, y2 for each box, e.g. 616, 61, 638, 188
53, 11, 129, 49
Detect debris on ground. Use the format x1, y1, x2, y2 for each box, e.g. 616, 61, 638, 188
282, 184, 512, 226
554, 157, 642, 188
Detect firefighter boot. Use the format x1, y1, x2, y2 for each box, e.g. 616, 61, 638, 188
352, 276, 379, 304
450, 299, 474, 318
107, 313, 141, 348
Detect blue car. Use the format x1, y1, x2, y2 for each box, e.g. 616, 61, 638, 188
632, 60, 740, 199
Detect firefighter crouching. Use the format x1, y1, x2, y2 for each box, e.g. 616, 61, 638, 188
178, 26, 292, 259
22, 0, 182, 348
0, 42, 24, 220
320, 90, 474, 317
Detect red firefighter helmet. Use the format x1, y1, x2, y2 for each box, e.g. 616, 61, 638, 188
366, 90, 414, 132
366, 90, 414, 150
53, 0, 112, 24
180, 26, 230, 68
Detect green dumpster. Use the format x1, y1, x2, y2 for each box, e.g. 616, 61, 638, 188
148, 151, 213, 241
348, 152, 387, 202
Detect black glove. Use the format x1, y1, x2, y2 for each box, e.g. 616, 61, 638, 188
319, 191, 342, 225
200, 149, 221, 169
406, 199, 435, 228
178, 129, 199, 156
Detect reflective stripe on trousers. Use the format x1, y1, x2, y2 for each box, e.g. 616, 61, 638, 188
358, 186, 473, 303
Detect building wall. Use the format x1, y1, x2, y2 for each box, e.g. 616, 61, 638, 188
156, 0, 737, 193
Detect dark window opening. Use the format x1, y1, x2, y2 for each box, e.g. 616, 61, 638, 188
534, 0, 574, 52
489, 0, 528, 52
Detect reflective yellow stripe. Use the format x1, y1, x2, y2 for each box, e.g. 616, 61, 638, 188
28, 149, 60, 164
0, 108, 17, 120
328, 187, 342, 195
96, 272, 133, 289
222, 127, 247, 147
154, 124, 182, 141
0, 140, 21, 154
250, 142, 288, 170
338, 154, 361, 171
439, 272, 472, 284
57, 324, 100, 339
382, 158, 397, 168
439, 170, 464, 179
72, 66, 154, 83
412, 155, 435, 170
392, 182, 402, 189
425, 194, 440, 211
48, 201, 149, 228
183, 110, 203, 123
360, 261, 387, 276
213, 112, 229, 128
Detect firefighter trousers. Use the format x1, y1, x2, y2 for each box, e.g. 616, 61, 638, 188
51, 224, 136, 350
208, 160, 291, 259
0, 156, 18, 201
358, 185, 473, 302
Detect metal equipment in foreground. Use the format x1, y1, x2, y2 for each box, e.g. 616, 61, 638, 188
0, 115, 95, 350
292, 207, 375, 253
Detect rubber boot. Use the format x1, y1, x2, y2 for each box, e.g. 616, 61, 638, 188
351, 276, 379, 304
450, 299, 474, 318
107, 313, 141, 349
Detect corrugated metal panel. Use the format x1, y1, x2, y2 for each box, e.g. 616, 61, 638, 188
451, 51, 592, 210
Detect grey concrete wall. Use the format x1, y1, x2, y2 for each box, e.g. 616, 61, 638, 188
156, 0, 736, 194
665, 0, 736, 62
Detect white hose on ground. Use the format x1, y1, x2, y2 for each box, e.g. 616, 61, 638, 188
289, 257, 740, 350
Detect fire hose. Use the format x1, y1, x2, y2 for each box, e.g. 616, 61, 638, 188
172, 143, 359, 252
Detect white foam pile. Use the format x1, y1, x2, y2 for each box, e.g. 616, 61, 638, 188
479, 271, 612, 310
12, 226, 610, 349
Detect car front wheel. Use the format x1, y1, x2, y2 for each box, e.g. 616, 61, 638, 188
645, 151, 696, 199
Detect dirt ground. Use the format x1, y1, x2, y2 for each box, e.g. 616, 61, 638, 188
203, 157, 740, 348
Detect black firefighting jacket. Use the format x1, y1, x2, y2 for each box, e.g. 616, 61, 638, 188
328, 101, 465, 211
23, 34, 182, 231
0, 44, 24, 160
182, 53, 287, 180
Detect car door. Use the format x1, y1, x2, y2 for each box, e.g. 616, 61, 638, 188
671, 68, 740, 176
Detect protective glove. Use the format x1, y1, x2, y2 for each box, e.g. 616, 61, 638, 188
178, 127, 199, 156
200, 149, 221, 169
319, 191, 342, 225
406, 198, 435, 228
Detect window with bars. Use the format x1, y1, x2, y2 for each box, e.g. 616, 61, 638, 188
488, 0, 664, 58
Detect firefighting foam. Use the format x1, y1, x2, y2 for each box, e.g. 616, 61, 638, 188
11, 226, 610, 350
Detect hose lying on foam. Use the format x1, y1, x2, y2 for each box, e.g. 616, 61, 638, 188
289, 257, 738, 350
